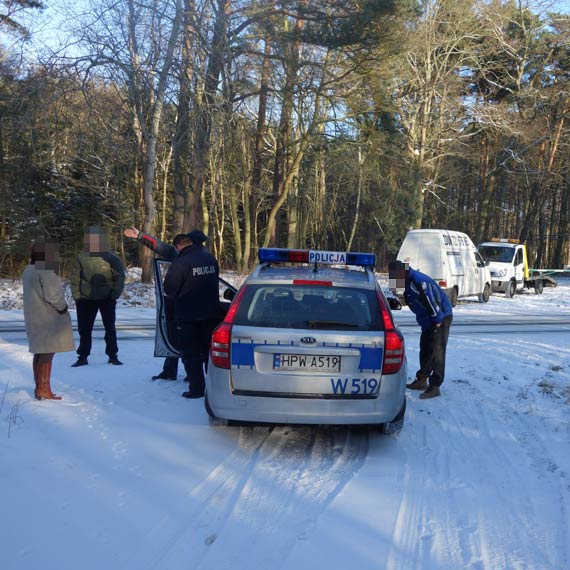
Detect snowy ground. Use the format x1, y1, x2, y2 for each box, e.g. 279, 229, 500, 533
1, 275, 569, 570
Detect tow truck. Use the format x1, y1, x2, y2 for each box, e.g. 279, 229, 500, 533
477, 238, 557, 297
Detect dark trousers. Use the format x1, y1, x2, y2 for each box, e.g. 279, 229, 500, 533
418, 315, 452, 387
162, 357, 179, 376
178, 319, 219, 394
76, 298, 118, 357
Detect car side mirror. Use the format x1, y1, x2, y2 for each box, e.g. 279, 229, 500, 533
388, 297, 402, 311
223, 288, 236, 301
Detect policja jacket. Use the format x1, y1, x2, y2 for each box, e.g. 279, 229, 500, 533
163, 244, 220, 322
404, 268, 453, 332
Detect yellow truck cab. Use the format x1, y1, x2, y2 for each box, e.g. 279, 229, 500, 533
477, 238, 544, 297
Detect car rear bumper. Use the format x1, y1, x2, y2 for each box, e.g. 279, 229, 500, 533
205, 362, 407, 425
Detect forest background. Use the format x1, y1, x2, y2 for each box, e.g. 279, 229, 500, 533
1, 0, 570, 281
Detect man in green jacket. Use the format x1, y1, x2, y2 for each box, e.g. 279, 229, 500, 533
71, 226, 126, 367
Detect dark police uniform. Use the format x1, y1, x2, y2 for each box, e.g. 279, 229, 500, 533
163, 242, 220, 398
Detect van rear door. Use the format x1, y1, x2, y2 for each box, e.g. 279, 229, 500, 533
397, 232, 444, 280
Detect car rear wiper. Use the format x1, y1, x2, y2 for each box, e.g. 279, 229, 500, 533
306, 320, 359, 329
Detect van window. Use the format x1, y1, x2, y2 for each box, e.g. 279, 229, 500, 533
514, 249, 523, 266
475, 252, 486, 268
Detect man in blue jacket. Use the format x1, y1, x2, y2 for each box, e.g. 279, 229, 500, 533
388, 260, 453, 399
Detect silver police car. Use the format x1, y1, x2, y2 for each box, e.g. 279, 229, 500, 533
205, 248, 407, 433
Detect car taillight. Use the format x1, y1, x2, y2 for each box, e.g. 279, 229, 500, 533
210, 285, 247, 369
211, 323, 232, 369
376, 291, 405, 375
383, 329, 405, 375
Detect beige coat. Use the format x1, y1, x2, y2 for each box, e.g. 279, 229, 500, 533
22, 265, 75, 354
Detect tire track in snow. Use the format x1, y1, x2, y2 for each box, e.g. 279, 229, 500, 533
126, 424, 368, 570
384, 403, 461, 570
384, 373, 569, 570
454, 376, 570, 570
125, 425, 273, 570
192, 425, 369, 570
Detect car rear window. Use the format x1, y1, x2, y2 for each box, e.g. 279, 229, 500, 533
233, 285, 383, 330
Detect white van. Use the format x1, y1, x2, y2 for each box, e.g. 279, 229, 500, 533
396, 229, 491, 306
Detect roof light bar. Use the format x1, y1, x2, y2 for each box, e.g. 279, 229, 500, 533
258, 248, 309, 263
491, 238, 520, 244
258, 248, 376, 268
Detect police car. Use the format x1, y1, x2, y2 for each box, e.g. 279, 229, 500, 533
203, 248, 407, 433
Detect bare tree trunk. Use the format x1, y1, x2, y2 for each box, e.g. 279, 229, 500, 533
250, 31, 272, 260
128, 0, 182, 281
347, 144, 364, 251
186, 0, 230, 233
172, 0, 197, 235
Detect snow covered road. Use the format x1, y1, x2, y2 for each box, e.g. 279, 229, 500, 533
1, 280, 569, 569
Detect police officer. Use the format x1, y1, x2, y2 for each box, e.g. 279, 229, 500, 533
388, 260, 453, 399
163, 230, 220, 398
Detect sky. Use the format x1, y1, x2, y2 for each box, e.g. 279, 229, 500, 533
1, 273, 569, 569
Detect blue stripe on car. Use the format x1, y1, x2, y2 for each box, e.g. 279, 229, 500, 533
231, 342, 256, 368
230, 342, 383, 372
358, 347, 383, 372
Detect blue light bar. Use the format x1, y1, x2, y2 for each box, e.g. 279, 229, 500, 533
346, 252, 376, 267
258, 248, 309, 263
258, 248, 376, 268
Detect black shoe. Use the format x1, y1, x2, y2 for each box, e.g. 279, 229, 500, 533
419, 386, 441, 399
71, 356, 88, 367
182, 390, 204, 399
108, 356, 123, 365
152, 372, 177, 380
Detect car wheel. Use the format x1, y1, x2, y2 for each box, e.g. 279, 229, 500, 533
380, 399, 406, 435
447, 288, 458, 307
505, 280, 516, 298
478, 284, 490, 303
534, 279, 544, 294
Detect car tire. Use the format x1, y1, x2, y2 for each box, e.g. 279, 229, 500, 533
534, 279, 544, 294
380, 399, 406, 435
447, 288, 458, 307
478, 284, 491, 303
505, 280, 516, 298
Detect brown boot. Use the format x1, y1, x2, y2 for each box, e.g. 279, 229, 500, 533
419, 385, 441, 399
34, 354, 62, 401
406, 374, 428, 390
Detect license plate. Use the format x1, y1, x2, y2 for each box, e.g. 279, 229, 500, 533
273, 353, 342, 372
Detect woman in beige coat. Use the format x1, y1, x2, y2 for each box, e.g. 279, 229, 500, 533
22, 239, 75, 400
